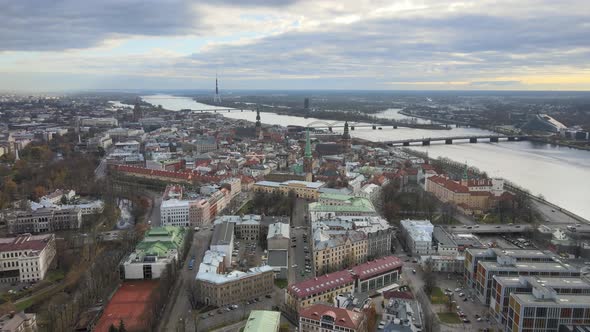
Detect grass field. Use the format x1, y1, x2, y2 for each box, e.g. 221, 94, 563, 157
438, 312, 462, 324
430, 287, 447, 304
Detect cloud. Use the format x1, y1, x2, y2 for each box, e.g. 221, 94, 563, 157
0, 0, 589, 90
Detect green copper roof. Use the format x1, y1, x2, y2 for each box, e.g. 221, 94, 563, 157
309, 196, 376, 213
243, 311, 280, 332
304, 128, 312, 158
143, 226, 185, 251
136, 240, 176, 257
462, 163, 468, 180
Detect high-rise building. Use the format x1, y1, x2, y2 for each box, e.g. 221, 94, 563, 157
132, 97, 143, 122
304, 97, 310, 109
213, 75, 221, 103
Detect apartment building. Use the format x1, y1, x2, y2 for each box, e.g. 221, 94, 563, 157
196, 250, 274, 307
0, 234, 56, 283
308, 194, 377, 223
0, 311, 37, 332
313, 231, 368, 276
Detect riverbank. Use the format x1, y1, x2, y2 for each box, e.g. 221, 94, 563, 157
405, 149, 589, 224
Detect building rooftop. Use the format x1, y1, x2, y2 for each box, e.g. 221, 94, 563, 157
479, 260, 579, 273
212, 221, 235, 246
196, 250, 273, 285
512, 293, 590, 307
401, 219, 433, 243
288, 255, 403, 299
0, 234, 54, 254
309, 197, 376, 214
268, 249, 288, 268
243, 310, 281, 332
267, 222, 290, 240
299, 304, 365, 330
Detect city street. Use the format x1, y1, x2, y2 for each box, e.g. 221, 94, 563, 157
159, 228, 213, 332
288, 199, 314, 283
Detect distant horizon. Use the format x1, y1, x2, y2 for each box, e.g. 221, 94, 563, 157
1, 1, 589, 91
4, 88, 590, 95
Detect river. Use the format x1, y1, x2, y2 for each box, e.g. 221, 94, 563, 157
142, 94, 590, 220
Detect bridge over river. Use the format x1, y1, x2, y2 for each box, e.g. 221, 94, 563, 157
384, 135, 529, 146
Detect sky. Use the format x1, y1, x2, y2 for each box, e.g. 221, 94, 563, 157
0, 0, 589, 91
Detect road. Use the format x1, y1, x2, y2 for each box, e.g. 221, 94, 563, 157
288, 199, 314, 283
159, 228, 213, 332
532, 199, 586, 224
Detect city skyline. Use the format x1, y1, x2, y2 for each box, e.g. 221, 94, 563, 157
1, 0, 590, 91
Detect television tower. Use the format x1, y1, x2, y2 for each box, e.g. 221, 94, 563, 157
213, 75, 222, 103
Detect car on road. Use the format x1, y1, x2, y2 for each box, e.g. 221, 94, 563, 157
265, 294, 272, 299
455, 288, 461, 292
292, 264, 298, 268
463, 319, 470, 323
412, 269, 416, 274
291, 245, 296, 248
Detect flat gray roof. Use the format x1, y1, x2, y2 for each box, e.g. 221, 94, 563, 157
212, 221, 234, 245
268, 249, 288, 267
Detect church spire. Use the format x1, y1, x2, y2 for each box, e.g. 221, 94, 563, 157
461, 163, 469, 186
305, 128, 312, 158
342, 121, 351, 139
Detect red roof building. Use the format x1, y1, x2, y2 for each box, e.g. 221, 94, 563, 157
286, 256, 403, 312
299, 304, 368, 332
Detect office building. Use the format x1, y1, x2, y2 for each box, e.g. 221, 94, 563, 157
465, 248, 580, 304
399, 219, 434, 256
308, 194, 377, 223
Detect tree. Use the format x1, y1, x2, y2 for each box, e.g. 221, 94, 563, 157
422, 258, 436, 296
187, 281, 202, 310
108, 324, 118, 332
364, 303, 378, 332
118, 319, 127, 332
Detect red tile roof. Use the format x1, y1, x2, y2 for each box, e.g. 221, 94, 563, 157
299, 304, 365, 330
0, 234, 53, 253
350, 256, 403, 281
288, 256, 403, 299
288, 270, 354, 299
383, 290, 414, 300
428, 175, 469, 193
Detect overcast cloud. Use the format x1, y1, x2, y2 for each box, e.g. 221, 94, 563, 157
0, 0, 589, 90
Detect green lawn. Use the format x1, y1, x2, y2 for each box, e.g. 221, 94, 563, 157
46, 269, 65, 283
274, 279, 288, 289
438, 312, 462, 324
430, 287, 447, 304
15, 298, 34, 311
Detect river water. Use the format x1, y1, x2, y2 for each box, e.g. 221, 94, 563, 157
142, 94, 590, 220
